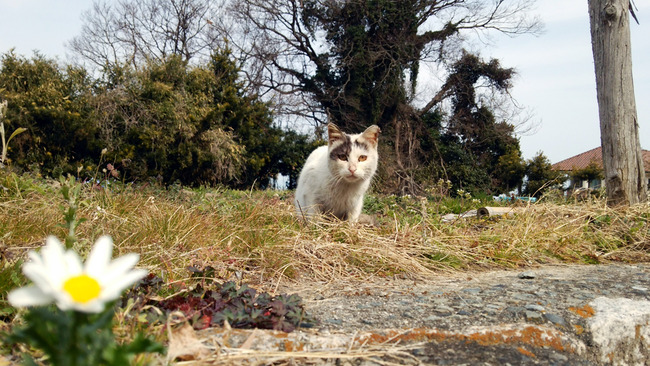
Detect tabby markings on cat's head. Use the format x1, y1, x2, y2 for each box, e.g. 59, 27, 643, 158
327, 123, 373, 161
329, 134, 351, 161
329, 139, 372, 162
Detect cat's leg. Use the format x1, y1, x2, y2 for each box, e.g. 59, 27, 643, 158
347, 199, 363, 223
295, 197, 320, 221
295, 200, 307, 220
295, 198, 308, 220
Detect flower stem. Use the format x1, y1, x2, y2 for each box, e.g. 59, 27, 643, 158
71, 310, 82, 366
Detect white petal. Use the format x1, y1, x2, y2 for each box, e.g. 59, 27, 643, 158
85, 236, 113, 277
64, 251, 83, 276
55, 296, 73, 311
27, 251, 44, 266
71, 300, 105, 314
22, 262, 56, 295
8, 285, 54, 307
53, 291, 83, 312
98, 253, 140, 287
100, 269, 147, 301
40, 236, 67, 286
42, 236, 66, 265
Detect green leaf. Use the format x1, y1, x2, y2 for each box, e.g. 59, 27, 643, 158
6, 127, 27, 145
121, 333, 165, 355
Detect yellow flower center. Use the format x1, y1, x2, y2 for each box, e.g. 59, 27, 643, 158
63, 274, 101, 304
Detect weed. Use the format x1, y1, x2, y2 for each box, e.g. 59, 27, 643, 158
1, 173, 649, 293
124, 266, 314, 332
0, 259, 25, 321
0, 99, 27, 169
1, 173, 650, 363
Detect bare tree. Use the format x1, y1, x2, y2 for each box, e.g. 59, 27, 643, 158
588, 0, 646, 206
220, 0, 541, 193
68, 0, 225, 71
224, 0, 541, 129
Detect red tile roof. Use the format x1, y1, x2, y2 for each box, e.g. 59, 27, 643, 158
552, 146, 650, 172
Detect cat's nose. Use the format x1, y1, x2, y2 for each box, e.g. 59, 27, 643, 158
348, 166, 357, 174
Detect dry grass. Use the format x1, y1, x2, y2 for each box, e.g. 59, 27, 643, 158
163, 318, 583, 365
2, 175, 650, 364
1, 176, 649, 293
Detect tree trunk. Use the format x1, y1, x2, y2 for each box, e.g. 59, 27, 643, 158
588, 0, 646, 206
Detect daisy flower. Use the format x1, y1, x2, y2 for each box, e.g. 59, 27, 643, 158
8, 236, 147, 313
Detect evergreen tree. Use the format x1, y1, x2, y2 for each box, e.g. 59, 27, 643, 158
0, 49, 313, 187
0, 52, 98, 176
524, 152, 561, 197
233, 0, 540, 193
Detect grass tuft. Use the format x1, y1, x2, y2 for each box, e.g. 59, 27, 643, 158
2, 174, 650, 363
1, 175, 648, 292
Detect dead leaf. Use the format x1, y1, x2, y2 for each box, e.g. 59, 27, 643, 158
167, 323, 210, 361
240, 329, 259, 349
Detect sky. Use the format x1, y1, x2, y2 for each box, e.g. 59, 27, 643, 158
0, 0, 648, 164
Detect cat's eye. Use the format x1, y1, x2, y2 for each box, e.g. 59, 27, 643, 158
338, 154, 348, 161
358, 155, 367, 162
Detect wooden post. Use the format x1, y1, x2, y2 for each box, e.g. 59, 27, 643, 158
588, 0, 646, 205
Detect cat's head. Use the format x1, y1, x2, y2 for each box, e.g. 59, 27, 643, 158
327, 123, 380, 183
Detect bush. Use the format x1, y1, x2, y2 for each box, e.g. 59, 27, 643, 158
0, 51, 99, 176
0, 49, 315, 187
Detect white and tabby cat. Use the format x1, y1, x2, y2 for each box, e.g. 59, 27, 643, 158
294, 123, 380, 222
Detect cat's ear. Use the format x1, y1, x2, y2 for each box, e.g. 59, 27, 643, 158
360, 125, 381, 148
327, 123, 345, 145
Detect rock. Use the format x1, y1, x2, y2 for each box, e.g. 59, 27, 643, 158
631, 285, 648, 294
325, 318, 343, 326
506, 306, 526, 316
588, 297, 650, 365
265, 263, 650, 365
549, 352, 569, 363
544, 313, 567, 327
434, 305, 455, 315
462, 287, 482, 294
525, 304, 545, 312
525, 310, 543, 322
511, 292, 535, 301
518, 271, 536, 279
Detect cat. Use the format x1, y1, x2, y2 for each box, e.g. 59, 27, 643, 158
294, 123, 380, 222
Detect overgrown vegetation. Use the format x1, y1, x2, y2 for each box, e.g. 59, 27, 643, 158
523, 152, 563, 197
229, 0, 545, 195
125, 268, 314, 332
0, 174, 647, 286
0, 0, 562, 196
1, 173, 649, 361
0, 50, 316, 189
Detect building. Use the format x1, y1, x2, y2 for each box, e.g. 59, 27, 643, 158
552, 146, 650, 190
